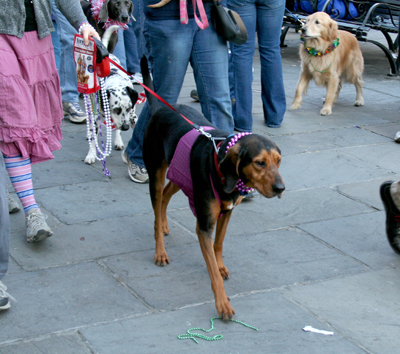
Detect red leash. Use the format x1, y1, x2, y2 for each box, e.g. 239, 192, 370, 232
107, 57, 197, 127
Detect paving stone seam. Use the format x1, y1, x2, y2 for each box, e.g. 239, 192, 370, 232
295, 225, 372, 269
97, 259, 158, 312
0, 311, 152, 348
277, 289, 374, 354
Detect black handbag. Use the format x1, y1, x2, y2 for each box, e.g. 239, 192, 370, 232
212, 0, 248, 45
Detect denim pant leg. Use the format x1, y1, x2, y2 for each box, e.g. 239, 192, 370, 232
113, 28, 128, 70
191, 21, 234, 133
124, 0, 144, 73
51, 0, 79, 103
51, 18, 61, 70
228, 0, 257, 132
0, 153, 10, 281
125, 19, 194, 168
257, 0, 286, 127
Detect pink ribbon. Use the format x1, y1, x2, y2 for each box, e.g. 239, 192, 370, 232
180, 0, 209, 29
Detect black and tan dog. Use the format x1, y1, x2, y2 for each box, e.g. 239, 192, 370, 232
141, 57, 285, 319
81, 0, 133, 53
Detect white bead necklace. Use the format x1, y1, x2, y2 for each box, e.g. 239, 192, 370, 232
84, 78, 112, 175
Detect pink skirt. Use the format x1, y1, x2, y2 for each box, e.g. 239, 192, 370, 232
0, 32, 63, 164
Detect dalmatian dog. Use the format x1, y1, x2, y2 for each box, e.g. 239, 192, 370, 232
84, 26, 139, 165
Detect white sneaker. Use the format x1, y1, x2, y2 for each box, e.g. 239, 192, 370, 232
26, 208, 53, 243
6, 190, 20, 213
395, 131, 400, 143
62, 102, 87, 124
0, 281, 11, 311
122, 150, 149, 183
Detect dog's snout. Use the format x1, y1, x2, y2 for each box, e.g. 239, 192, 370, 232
273, 182, 285, 194
121, 15, 129, 23
301, 27, 307, 34
121, 122, 130, 131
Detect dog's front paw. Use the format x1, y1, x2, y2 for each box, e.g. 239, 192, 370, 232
354, 98, 364, 107
84, 154, 96, 165
114, 143, 124, 151
320, 107, 332, 116
290, 101, 301, 111
162, 221, 170, 235
154, 251, 169, 266
216, 294, 235, 320
219, 265, 230, 280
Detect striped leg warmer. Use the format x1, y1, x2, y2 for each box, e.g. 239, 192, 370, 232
3, 155, 39, 215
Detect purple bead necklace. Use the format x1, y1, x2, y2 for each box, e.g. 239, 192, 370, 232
225, 132, 254, 195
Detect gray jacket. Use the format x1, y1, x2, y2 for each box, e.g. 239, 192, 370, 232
0, 0, 88, 39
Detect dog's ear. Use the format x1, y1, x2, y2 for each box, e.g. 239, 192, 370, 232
128, 0, 134, 16
218, 144, 241, 194
99, 0, 110, 23
329, 19, 338, 42
126, 86, 138, 105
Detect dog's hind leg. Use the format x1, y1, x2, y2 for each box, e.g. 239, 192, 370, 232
214, 211, 233, 280
161, 181, 180, 235
150, 160, 170, 266
354, 75, 364, 107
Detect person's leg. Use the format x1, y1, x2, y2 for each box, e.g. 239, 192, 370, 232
190, 17, 234, 133
380, 181, 400, 255
228, 0, 257, 132
257, 0, 286, 127
50, 15, 61, 70
0, 154, 10, 283
0, 151, 11, 310
51, 0, 87, 124
113, 28, 127, 70
124, 18, 195, 182
4, 155, 53, 243
124, 0, 141, 74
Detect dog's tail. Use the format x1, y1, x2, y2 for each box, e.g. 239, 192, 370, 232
140, 56, 161, 115
101, 25, 120, 49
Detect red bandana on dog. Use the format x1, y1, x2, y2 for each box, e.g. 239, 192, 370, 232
91, 0, 129, 29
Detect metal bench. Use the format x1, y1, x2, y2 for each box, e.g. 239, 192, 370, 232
282, 0, 400, 75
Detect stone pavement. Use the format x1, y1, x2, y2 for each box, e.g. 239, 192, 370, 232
2, 29, 400, 353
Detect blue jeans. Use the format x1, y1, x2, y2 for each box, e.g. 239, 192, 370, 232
125, 17, 234, 168
124, 0, 145, 73
113, 28, 128, 70
0, 153, 10, 280
51, 19, 61, 69
228, 0, 286, 130
51, 0, 79, 103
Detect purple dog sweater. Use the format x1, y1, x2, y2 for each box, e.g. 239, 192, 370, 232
167, 126, 214, 216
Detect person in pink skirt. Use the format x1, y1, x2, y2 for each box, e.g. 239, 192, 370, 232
0, 0, 100, 243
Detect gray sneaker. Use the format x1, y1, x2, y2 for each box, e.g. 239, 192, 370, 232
190, 89, 199, 102
6, 190, 20, 213
26, 208, 53, 243
0, 281, 11, 311
122, 150, 149, 183
62, 101, 87, 123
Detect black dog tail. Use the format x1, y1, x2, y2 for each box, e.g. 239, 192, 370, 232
140, 56, 161, 115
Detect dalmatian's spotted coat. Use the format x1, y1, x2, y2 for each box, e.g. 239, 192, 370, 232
84, 45, 139, 164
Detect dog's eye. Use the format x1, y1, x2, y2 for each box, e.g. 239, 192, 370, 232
315, 20, 320, 24
255, 161, 266, 167
113, 108, 122, 115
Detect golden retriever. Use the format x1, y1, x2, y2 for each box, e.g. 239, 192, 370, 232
291, 12, 364, 116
